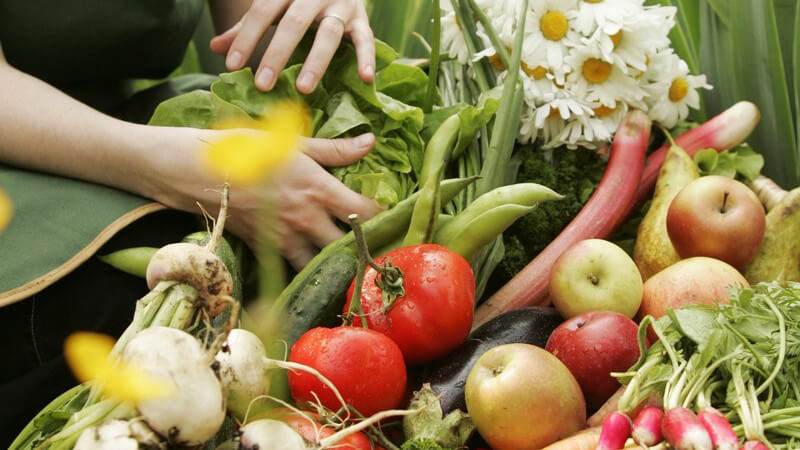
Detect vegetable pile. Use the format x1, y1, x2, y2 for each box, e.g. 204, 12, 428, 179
11, 0, 800, 448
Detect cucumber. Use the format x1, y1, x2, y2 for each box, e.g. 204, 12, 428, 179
263, 177, 476, 402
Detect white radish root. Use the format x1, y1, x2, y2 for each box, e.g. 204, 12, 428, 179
239, 419, 307, 450
214, 329, 271, 421
122, 327, 226, 445
74, 419, 159, 450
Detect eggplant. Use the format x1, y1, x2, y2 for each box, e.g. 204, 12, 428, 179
418, 306, 563, 415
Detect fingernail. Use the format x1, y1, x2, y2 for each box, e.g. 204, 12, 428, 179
256, 68, 275, 90
356, 133, 375, 148
297, 72, 316, 92
227, 51, 243, 69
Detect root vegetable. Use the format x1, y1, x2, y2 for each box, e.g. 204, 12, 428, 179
122, 327, 226, 445
697, 408, 738, 450
662, 408, 713, 450
740, 441, 769, 450
145, 242, 233, 316
475, 110, 650, 327
598, 412, 633, 450
74, 419, 159, 450
746, 176, 788, 212
632, 406, 664, 446
215, 328, 271, 421
239, 419, 306, 450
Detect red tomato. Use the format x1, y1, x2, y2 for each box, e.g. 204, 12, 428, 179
344, 243, 475, 364
288, 327, 407, 417
278, 411, 372, 450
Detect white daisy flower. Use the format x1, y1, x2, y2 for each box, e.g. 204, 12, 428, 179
573, 0, 643, 37
565, 44, 647, 108
644, 51, 712, 128
556, 102, 628, 148
532, 93, 595, 147
522, 0, 581, 84
587, 5, 674, 74
477, 0, 524, 47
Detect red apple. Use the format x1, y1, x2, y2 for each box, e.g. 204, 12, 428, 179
667, 175, 765, 268
545, 311, 641, 412
640, 256, 748, 341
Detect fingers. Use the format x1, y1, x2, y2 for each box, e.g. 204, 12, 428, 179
282, 232, 316, 270
348, 14, 376, 83
305, 214, 345, 248
255, 0, 323, 91
302, 133, 375, 167
296, 15, 346, 94
225, 0, 286, 72
209, 20, 242, 55
317, 172, 383, 222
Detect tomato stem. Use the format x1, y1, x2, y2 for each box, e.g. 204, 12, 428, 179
348, 214, 406, 318
347, 214, 370, 328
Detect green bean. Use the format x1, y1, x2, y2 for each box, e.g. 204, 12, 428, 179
271, 176, 478, 310
405, 115, 461, 246
435, 183, 562, 243
442, 205, 534, 260
97, 247, 157, 278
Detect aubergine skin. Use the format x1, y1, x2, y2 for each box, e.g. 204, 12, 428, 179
419, 307, 563, 415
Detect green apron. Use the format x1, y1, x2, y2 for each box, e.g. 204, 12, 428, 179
0, 0, 210, 443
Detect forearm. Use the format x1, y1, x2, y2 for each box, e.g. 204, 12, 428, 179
0, 53, 202, 201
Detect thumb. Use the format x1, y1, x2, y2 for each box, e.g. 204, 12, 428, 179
301, 133, 375, 167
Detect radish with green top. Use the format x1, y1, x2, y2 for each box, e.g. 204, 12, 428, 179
663, 407, 713, 450
740, 441, 769, 450
598, 411, 632, 450
697, 407, 738, 450
122, 327, 226, 445
632, 406, 664, 446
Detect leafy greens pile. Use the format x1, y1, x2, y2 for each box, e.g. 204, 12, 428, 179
149, 41, 432, 208
617, 282, 800, 448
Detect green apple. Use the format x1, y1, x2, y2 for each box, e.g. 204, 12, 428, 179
465, 343, 585, 450
550, 239, 643, 319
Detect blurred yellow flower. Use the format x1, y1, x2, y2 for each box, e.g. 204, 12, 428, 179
204, 101, 310, 185
0, 188, 12, 232
64, 332, 172, 403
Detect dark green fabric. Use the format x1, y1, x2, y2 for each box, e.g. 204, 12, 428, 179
0, 0, 205, 112
0, 167, 152, 294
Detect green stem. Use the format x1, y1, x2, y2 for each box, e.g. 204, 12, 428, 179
423, 0, 441, 113
452, 0, 490, 91
466, 0, 511, 68
756, 297, 786, 396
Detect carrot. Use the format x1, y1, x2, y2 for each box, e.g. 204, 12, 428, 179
474, 110, 650, 328
541, 427, 601, 450
635, 101, 760, 207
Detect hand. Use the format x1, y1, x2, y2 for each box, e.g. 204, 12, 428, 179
149, 128, 381, 269
210, 0, 375, 94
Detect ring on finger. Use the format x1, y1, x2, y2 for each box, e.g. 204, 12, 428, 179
321, 12, 347, 28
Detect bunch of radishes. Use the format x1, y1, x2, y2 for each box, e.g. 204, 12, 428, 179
598, 407, 769, 450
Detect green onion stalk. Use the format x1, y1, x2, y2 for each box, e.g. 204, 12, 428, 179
433, 0, 528, 299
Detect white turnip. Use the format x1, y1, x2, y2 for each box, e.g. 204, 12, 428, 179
122, 327, 226, 445
215, 328, 270, 420
239, 419, 307, 450
73, 419, 159, 450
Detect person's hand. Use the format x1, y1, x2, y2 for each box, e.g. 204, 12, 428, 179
210, 0, 375, 94
148, 128, 381, 269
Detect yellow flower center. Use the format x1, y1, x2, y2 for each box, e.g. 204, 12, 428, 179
610, 31, 622, 48
594, 105, 616, 117
582, 58, 612, 83
669, 77, 689, 102
584, 0, 604, 3
522, 62, 548, 80
540, 11, 568, 41
489, 53, 505, 71
548, 108, 561, 119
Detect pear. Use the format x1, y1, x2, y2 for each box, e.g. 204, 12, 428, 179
634, 144, 699, 280
743, 187, 800, 284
